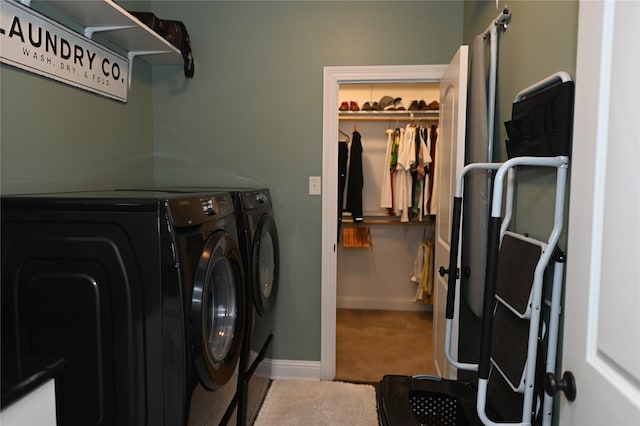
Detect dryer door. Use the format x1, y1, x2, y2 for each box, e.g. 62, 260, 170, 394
191, 231, 245, 390
251, 213, 280, 316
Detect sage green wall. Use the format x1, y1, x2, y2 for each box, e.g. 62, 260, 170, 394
0, 1, 155, 195
1, 0, 576, 368
150, 1, 464, 362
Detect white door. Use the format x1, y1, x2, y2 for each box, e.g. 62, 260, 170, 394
559, 1, 640, 425
432, 46, 468, 380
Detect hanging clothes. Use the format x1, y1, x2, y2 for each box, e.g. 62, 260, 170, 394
411, 239, 434, 305
345, 130, 364, 222
426, 124, 438, 215
410, 126, 422, 218
410, 126, 432, 221
337, 140, 349, 241
380, 128, 397, 212
395, 124, 416, 222
381, 124, 436, 221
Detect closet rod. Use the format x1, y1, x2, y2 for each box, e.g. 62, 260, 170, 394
343, 219, 430, 225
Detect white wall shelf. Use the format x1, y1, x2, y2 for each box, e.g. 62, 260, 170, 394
339, 110, 439, 121
341, 215, 434, 225
21, 0, 183, 86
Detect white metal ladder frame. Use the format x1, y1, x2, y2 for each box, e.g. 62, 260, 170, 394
441, 72, 572, 426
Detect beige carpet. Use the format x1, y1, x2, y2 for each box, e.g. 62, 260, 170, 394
336, 309, 434, 383
253, 380, 378, 426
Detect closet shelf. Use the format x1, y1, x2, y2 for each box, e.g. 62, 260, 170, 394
342, 215, 434, 225
339, 111, 439, 122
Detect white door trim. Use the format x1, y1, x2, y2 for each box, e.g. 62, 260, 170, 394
321, 64, 447, 380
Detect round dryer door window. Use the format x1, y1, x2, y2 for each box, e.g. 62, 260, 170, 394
251, 214, 280, 317
191, 231, 245, 390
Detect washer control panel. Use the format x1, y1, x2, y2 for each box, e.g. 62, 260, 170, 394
168, 192, 234, 227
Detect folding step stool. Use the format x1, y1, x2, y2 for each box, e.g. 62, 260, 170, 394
377, 72, 575, 426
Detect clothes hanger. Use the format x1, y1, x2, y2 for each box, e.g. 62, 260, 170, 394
339, 128, 350, 143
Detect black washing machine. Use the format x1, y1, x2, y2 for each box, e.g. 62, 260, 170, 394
146, 187, 280, 426
229, 188, 280, 426
1, 190, 246, 426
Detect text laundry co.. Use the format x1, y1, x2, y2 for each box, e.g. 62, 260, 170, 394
0, 0, 129, 102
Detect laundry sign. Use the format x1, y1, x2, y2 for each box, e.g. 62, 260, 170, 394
0, 0, 128, 102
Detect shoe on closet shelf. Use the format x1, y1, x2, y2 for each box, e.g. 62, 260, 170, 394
378, 95, 394, 111
339, 101, 350, 111
371, 101, 379, 110
350, 101, 360, 111
408, 100, 420, 111
426, 100, 440, 110
393, 97, 405, 111
418, 99, 427, 110
361, 102, 373, 111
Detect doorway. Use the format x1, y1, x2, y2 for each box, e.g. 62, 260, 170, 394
320, 65, 448, 381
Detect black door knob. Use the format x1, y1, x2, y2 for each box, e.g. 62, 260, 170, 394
545, 371, 577, 401
438, 266, 459, 278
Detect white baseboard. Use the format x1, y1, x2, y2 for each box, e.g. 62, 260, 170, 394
255, 358, 321, 381
337, 296, 431, 312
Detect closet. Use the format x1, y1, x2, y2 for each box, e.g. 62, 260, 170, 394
337, 82, 439, 312
322, 57, 468, 382
335, 82, 439, 382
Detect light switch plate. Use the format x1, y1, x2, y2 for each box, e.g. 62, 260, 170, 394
309, 176, 321, 195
